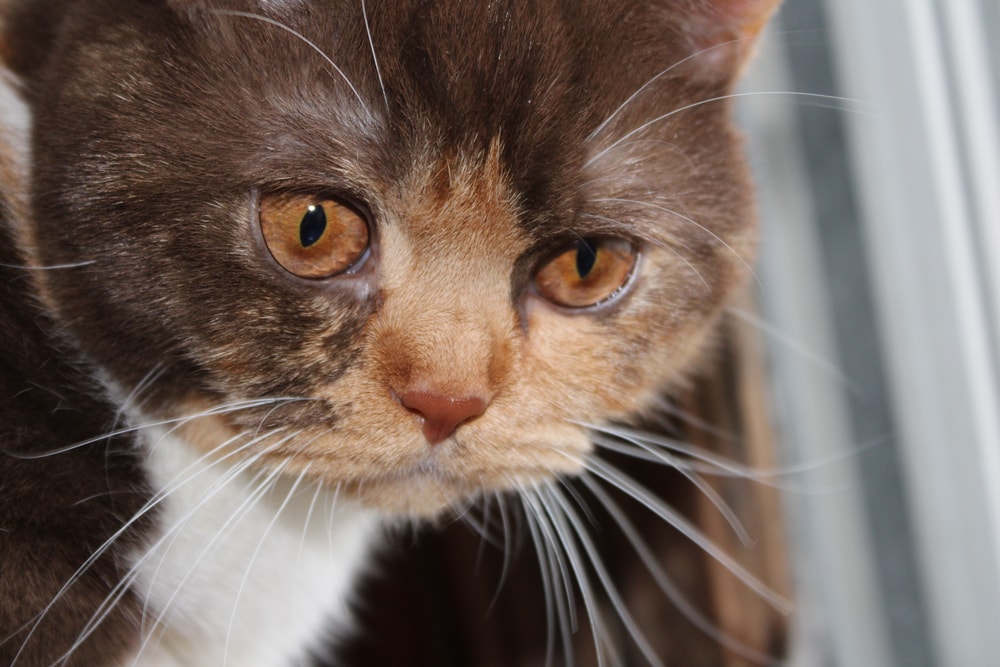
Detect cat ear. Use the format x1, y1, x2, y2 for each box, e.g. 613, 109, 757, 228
676, 0, 783, 78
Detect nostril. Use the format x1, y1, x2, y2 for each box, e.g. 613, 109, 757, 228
399, 391, 489, 445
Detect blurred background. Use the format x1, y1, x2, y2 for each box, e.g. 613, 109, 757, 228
742, 0, 1000, 665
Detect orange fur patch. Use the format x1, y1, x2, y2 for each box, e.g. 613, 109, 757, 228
166, 137, 749, 519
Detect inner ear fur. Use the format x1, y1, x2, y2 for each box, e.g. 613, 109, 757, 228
667, 0, 783, 80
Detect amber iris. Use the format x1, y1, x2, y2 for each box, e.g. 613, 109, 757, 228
260, 194, 369, 279
534, 237, 637, 308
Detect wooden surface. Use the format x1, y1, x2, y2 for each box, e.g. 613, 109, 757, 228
334, 310, 790, 666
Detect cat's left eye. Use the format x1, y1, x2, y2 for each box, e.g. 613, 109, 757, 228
259, 193, 370, 279
533, 237, 638, 308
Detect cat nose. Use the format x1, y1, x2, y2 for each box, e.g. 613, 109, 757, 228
399, 391, 488, 445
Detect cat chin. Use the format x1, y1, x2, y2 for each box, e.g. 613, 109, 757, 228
347, 480, 472, 518
336, 469, 572, 519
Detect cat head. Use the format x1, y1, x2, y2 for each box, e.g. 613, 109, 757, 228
2, 0, 778, 516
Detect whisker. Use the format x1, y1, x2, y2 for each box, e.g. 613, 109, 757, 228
472, 497, 493, 573
492, 491, 517, 615
212, 10, 371, 115
594, 196, 759, 285
447, 495, 487, 537
583, 421, 773, 479
646, 399, 739, 442
581, 455, 792, 614
528, 483, 623, 667
587, 36, 755, 142
5, 397, 309, 459
0, 260, 96, 271
647, 239, 712, 291
292, 477, 328, 630
130, 461, 272, 663
325, 482, 344, 573
581, 212, 711, 290
140, 433, 299, 588
586, 90, 871, 169
451, 497, 510, 606
726, 306, 859, 393
464, 493, 510, 551
59, 460, 258, 667
520, 498, 555, 665
70, 489, 142, 507
131, 450, 298, 665
360, 0, 388, 111
6, 426, 287, 665
592, 434, 748, 478
105, 366, 167, 483
589, 422, 874, 491
601, 436, 754, 547
517, 485, 577, 667
247, 397, 316, 442
136, 460, 278, 646
591, 436, 830, 499
223, 459, 309, 666
543, 484, 666, 667
579, 475, 783, 667
62, 431, 298, 665
114, 364, 166, 423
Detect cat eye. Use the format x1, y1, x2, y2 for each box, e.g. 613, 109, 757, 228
259, 193, 370, 279
533, 237, 638, 308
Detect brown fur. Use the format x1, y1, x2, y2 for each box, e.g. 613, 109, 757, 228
1, 0, 779, 663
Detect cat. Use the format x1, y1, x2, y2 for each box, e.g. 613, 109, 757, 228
0, 0, 782, 665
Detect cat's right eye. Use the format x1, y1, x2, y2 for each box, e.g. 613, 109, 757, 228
260, 193, 370, 279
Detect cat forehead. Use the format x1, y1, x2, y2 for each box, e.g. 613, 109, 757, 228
161, 2, 739, 168
167, 0, 305, 10
390, 139, 525, 247
29, 0, 756, 249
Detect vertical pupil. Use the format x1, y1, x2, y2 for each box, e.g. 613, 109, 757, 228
575, 239, 598, 279
299, 204, 327, 248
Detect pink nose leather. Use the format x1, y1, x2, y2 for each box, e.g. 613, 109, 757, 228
399, 391, 488, 445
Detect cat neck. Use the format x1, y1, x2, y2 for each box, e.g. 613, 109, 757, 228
127, 421, 379, 667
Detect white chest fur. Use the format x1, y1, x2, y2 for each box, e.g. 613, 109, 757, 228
126, 427, 380, 667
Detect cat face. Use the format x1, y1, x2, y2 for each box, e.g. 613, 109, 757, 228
11, 0, 771, 516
